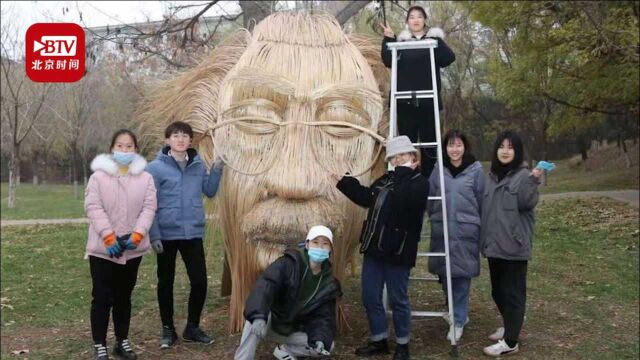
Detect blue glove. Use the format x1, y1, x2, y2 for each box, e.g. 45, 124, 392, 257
535, 161, 556, 172
124, 236, 137, 250
106, 242, 123, 258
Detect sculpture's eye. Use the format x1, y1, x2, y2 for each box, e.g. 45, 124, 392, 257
222, 99, 283, 135
316, 101, 370, 139
234, 119, 280, 135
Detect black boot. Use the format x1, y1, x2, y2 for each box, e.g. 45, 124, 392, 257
355, 339, 390, 357
393, 343, 410, 360
112, 339, 137, 360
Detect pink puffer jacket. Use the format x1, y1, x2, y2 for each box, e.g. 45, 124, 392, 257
84, 153, 157, 264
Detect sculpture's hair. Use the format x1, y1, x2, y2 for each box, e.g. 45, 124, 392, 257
137, 11, 390, 332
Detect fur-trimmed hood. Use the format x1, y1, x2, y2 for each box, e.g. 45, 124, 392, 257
90, 153, 148, 176
397, 26, 445, 42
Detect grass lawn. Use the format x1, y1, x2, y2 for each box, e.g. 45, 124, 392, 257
0, 183, 85, 220
538, 161, 639, 194
475, 160, 639, 195
1, 197, 638, 359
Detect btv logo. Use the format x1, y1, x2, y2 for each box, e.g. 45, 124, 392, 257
33, 36, 77, 56
26, 23, 85, 82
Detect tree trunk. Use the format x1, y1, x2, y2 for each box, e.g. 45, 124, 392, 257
41, 150, 48, 190
621, 138, 631, 168
7, 150, 18, 209
331, 1, 370, 26
32, 154, 39, 185
82, 157, 88, 185
240, 1, 275, 30
577, 135, 589, 161
72, 146, 79, 199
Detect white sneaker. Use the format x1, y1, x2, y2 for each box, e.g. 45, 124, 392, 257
273, 345, 297, 360
446, 325, 464, 342
483, 339, 519, 357
488, 327, 505, 341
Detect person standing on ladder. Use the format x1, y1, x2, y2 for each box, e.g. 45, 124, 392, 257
427, 130, 485, 343
334, 136, 429, 360
380, 5, 456, 178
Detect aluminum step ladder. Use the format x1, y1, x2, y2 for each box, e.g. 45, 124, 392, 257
384, 38, 459, 357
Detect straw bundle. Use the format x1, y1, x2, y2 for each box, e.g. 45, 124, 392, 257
137, 11, 391, 333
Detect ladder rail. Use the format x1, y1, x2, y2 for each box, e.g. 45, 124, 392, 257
429, 45, 457, 347
384, 39, 459, 348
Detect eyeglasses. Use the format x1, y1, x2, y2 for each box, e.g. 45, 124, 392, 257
208, 100, 384, 177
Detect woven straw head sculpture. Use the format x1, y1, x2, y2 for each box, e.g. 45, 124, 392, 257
138, 11, 388, 331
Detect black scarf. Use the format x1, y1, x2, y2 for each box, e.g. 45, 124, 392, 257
445, 153, 476, 178
491, 160, 522, 182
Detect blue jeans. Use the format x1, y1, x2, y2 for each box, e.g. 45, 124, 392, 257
361, 255, 411, 344
441, 277, 471, 326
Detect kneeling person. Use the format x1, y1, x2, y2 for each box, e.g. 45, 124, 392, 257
234, 226, 342, 360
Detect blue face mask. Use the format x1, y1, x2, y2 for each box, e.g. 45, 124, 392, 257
113, 151, 136, 165
308, 247, 330, 263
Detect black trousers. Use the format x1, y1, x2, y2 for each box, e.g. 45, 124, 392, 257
488, 257, 528, 344
397, 99, 438, 178
89, 255, 142, 345
157, 239, 208, 328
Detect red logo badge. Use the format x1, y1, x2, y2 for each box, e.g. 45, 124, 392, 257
26, 23, 85, 82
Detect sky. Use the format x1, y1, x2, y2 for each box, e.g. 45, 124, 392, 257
1, 1, 242, 38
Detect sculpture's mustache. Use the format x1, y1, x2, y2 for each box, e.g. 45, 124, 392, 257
241, 197, 343, 246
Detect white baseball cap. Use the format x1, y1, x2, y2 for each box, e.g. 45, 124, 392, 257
305, 225, 334, 245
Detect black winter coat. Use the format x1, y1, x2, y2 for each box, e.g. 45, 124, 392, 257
243, 249, 342, 349
381, 34, 456, 110
337, 166, 429, 268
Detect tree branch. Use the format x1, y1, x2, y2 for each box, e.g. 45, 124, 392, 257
541, 92, 626, 115
333, 1, 371, 26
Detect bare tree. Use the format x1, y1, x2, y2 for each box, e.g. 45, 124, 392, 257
0, 20, 49, 208
51, 74, 100, 198
81, 1, 372, 70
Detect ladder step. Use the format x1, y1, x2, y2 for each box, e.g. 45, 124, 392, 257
386, 39, 438, 50
417, 252, 446, 257
428, 196, 442, 201
409, 275, 439, 281
394, 90, 435, 96
393, 90, 435, 100
412, 142, 439, 148
411, 311, 449, 318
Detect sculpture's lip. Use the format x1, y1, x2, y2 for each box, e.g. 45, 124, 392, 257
241, 197, 341, 246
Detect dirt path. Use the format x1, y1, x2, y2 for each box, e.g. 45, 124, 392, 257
2, 191, 637, 227
540, 190, 639, 208
1, 215, 217, 227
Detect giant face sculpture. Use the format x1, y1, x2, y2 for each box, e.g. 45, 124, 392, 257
139, 12, 388, 331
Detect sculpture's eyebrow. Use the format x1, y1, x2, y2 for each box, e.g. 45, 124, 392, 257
311, 83, 379, 104
227, 68, 380, 105
227, 68, 297, 96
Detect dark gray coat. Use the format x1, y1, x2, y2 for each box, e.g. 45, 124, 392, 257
480, 164, 540, 261
427, 161, 485, 278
